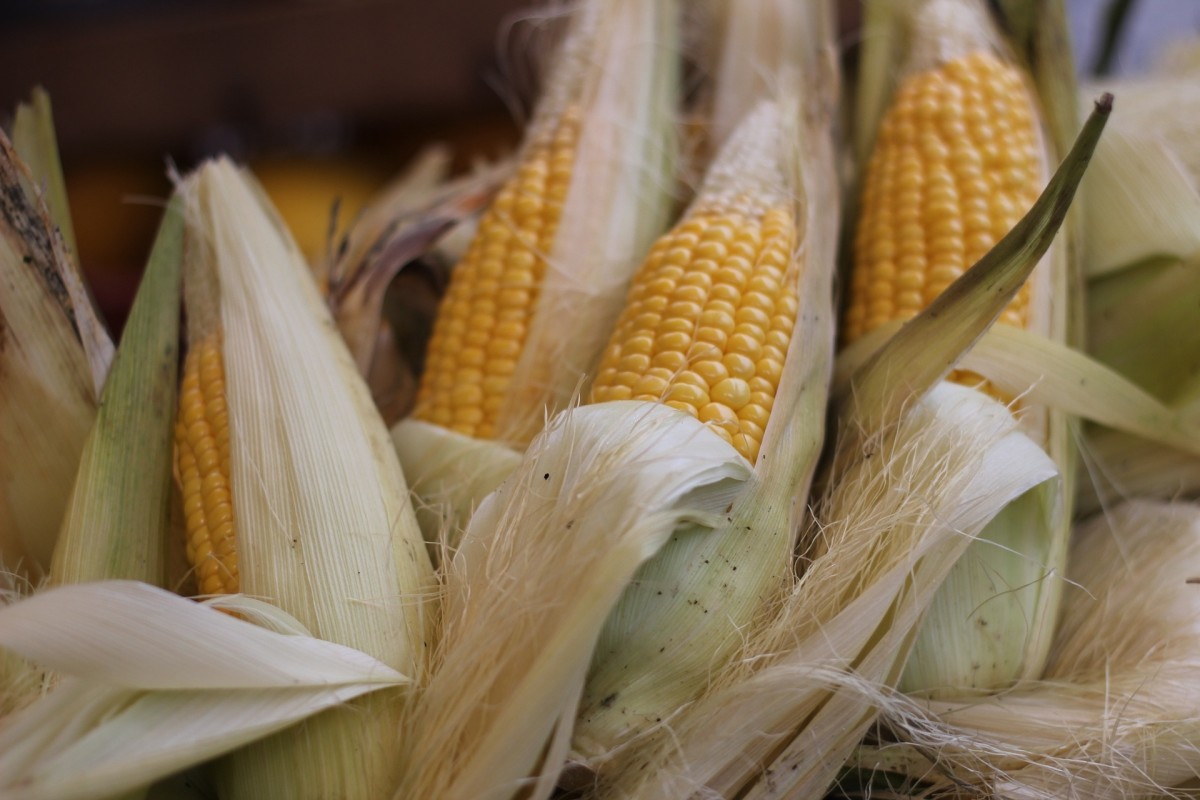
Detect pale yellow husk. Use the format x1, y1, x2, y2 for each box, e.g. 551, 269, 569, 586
177, 159, 435, 800
0, 581, 408, 800
0, 127, 110, 582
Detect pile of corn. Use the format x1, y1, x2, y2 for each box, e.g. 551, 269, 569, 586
2, 1, 1200, 798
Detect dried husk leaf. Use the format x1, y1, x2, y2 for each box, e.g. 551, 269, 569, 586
396, 402, 753, 800
0, 582, 407, 800
0, 130, 109, 580
177, 159, 434, 800
49, 199, 183, 587
11, 89, 78, 269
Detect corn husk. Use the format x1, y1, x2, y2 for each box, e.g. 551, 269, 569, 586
574, 33, 840, 757
396, 402, 752, 800
391, 0, 680, 544
11, 89, 79, 271
590, 383, 1058, 799
852, 0, 1085, 696
857, 500, 1200, 798
1077, 58, 1200, 513
175, 159, 435, 800
0, 124, 111, 581
0, 581, 408, 800
48, 198, 183, 587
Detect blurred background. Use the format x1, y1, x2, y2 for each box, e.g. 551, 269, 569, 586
0, 0, 1194, 332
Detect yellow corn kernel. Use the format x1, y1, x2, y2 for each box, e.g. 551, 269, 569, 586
175, 335, 238, 596
844, 51, 1041, 396
590, 195, 798, 462
414, 107, 581, 439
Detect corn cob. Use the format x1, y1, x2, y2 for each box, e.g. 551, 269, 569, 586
414, 107, 580, 439
575, 85, 838, 757
845, 51, 1042, 401
590, 197, 797, 463
175, 335, 238, 596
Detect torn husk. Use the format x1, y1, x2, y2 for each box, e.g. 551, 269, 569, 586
0, 128, 110, 581
396, 402, 752, 800
175, 159, 434, 800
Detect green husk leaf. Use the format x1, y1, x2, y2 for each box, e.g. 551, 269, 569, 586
837, 321, 1200, 458
0, 581, 407, 800
1088, 256, 1200, 405
48, 198, 183, 587
397, 402, 752, 800
839, 94, 1111, 437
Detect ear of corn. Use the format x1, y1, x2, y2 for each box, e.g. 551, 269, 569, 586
0, 125, 109, 581
48, 198, 183, 588
847, 0, 1083, 697
175, 159, 435, 800
393, 0, 680, 543
575, 0, 841, 751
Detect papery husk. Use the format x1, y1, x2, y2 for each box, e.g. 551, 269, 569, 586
11, 89, 79, 270
0, 582, 408, 800
49, 198, 183, 587
589, 384, 1058, 799
857, 500, 1200, 799
0, 128, 111, 580
574, 38, 840, 757
396, 402, 753, 800
852, 0, 1086, 696
324, 154, 506, 416
176, 160, 434, 800
1077, 54, 1200, 516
